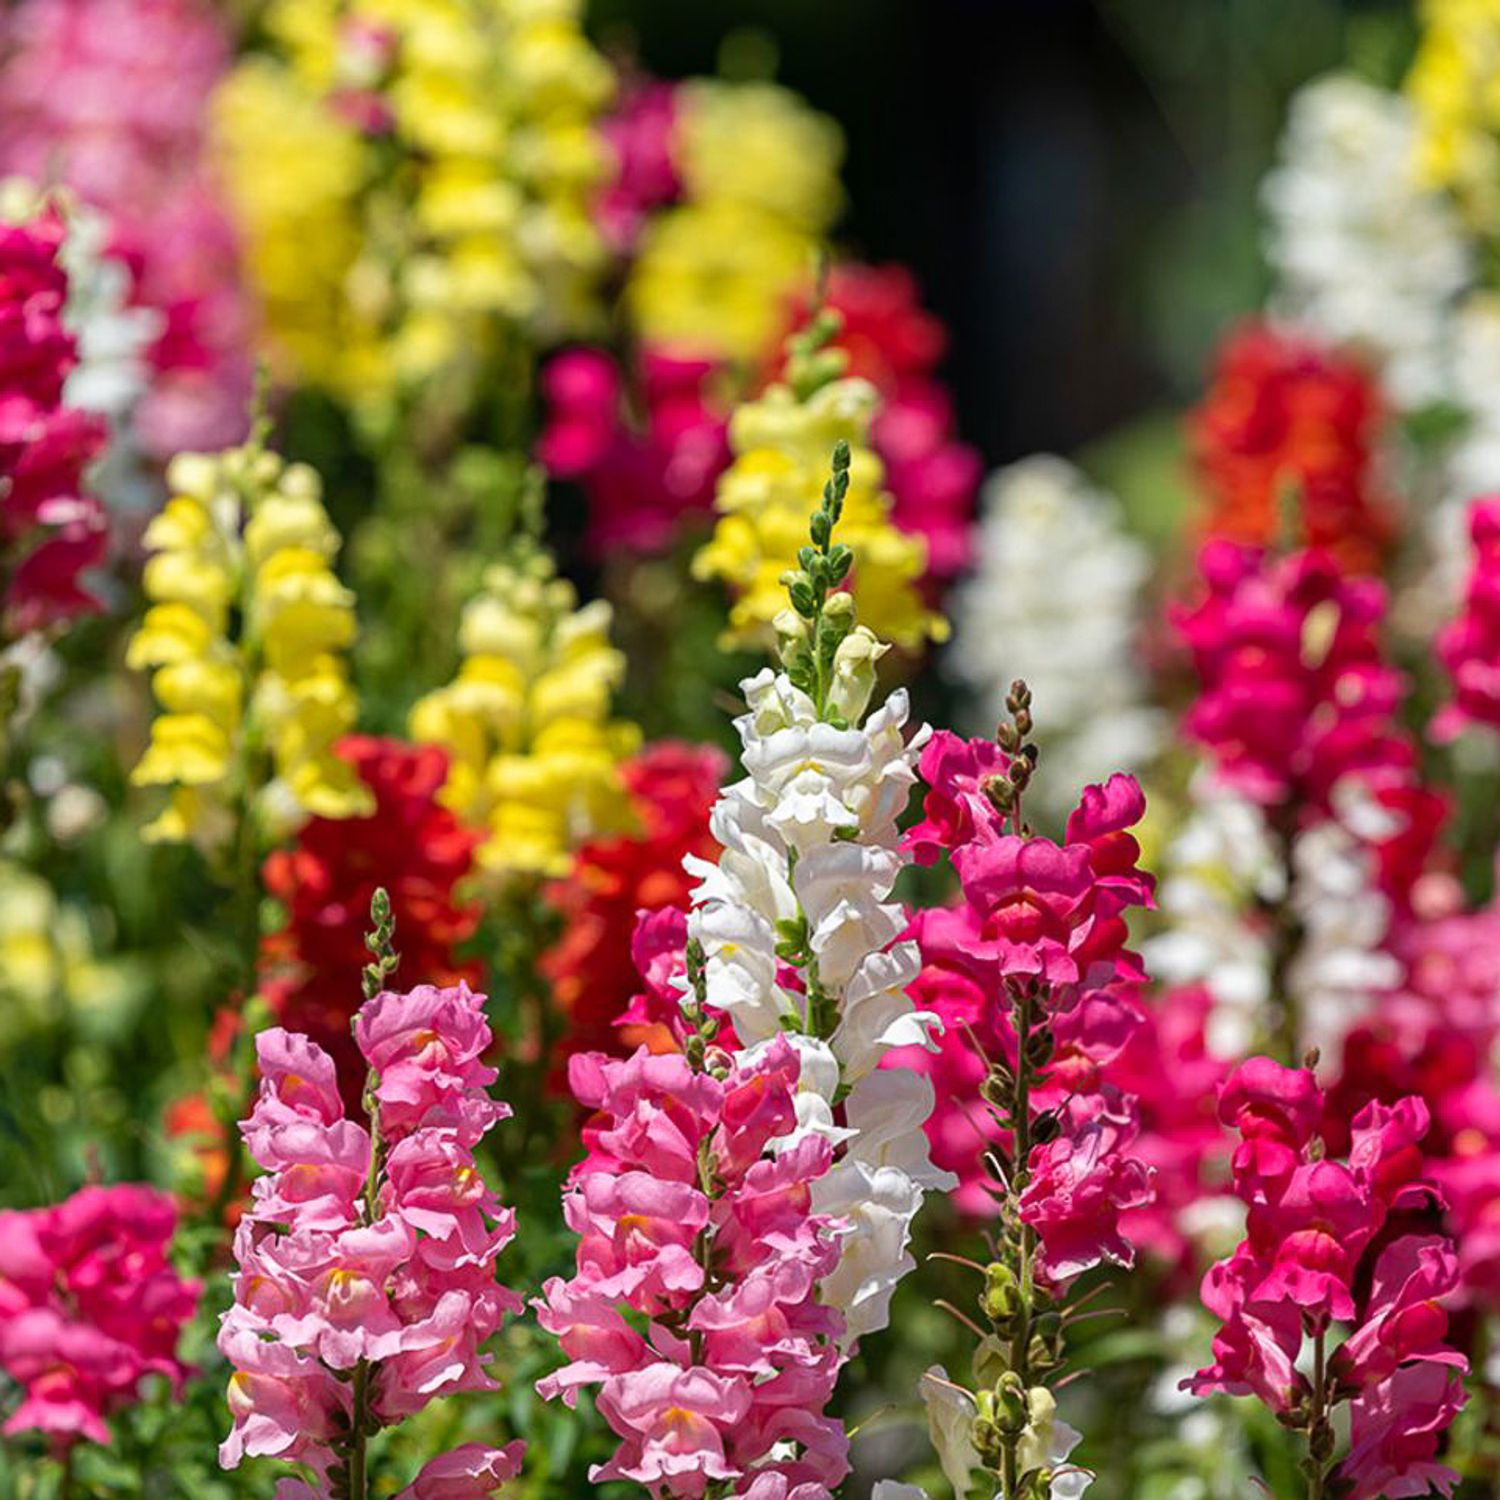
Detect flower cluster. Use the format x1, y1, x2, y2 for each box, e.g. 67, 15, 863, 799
1434, 493, 1500, 739
0, 1185, 200, 1447
262, 736, 483, 1105
1172, 540, 1412, 813
538, 260, 980, 572
0, 0, 252, 457
539, 1040, 848, 1496
693, 357, 946, 652
627, 78, 843, 365
0, 205, 107, 636
127, 440, 371, 848
1406, 0, 1500, 228
410, 548, 639, 882
1185, 1057, 1467, 1500
220, 981, 524, 1492
540, 740, 726, 1067
1189, 323, 1392, 574
215, 0, 614, 419
949, 456, 1163, 820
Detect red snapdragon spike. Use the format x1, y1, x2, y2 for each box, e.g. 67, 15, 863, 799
1190, 320, 1392, 574
542, 742, 727, 1070
261, 737, 483, 1112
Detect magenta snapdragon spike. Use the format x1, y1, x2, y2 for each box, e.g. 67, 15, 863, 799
537, 1010, 849, 1498
0, 207, 107, 636
897, 687, 1155, 1500
1185, 1056, 1467, 1500
0, 1185, 199, 1449
1435, 495, 1500, 741
219, 893, 524, 1499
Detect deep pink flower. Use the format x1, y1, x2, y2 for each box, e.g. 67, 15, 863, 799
1173, 541, 1414, 812
1186, 1059, 1466, 1493
0, 210, 107, 633
0, 1184, 199, 1450
1435, 495, 1500, 740
0, 0, 253, 456
1019, 1088, 1155, 1283
902, 730, 1009, 865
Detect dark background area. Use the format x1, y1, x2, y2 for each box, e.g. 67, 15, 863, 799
593, 0, 1417, 468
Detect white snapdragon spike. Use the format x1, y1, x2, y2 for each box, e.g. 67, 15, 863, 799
55, 204, 160, 428
950, 457, 1163, 823
1286, 817, 1399, 1065
684, 657, 953, 1346
1143, 774, 1280, 1059
1262, 75, 1470, 410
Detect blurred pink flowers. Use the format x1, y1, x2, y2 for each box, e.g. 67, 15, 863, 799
0, 207, 107, 633
0, 0, 252, 457
1435, 495, 1500, 741
0, 1184, 200, 1447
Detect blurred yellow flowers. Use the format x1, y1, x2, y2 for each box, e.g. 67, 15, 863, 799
214, 0, 614, 420
127, 442, 371, 851
1408, 0, 1500, 225
410, 550, 639, 882
628, 80, 844, 364
694, 375, 948, 653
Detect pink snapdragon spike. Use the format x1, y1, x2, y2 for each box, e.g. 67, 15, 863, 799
1185, 1057, 1466, 1497
0, 1184, 200, 1447
889, 732, 1156, 1284
1434, 495, 1500, 741
538, 1038, 850, 1497
219, 981, 524, 1493
0, 207, 107, 634
1172, 541, 1414, 814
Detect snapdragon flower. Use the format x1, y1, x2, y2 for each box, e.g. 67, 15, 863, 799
694, 308, 946, 654
221, 898, 524, 1497
1185, 1057, 1467, 1500
1263, 74, 1470, 411
0, 1185, 200, 1449
215, 0, 614, 419
0, 203, 107, 637
410, 546, 640, 883
898, 686, 1156, 1500
127, 434, 372, 850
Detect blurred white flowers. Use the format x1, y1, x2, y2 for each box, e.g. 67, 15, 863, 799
949, 456, 1163, 821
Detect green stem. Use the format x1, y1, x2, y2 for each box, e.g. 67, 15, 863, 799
1306, 1324, 1330, 1500
1264, 805, 1304, 1067
999, 982, 1037, 1500
347, 1360, 370, 1500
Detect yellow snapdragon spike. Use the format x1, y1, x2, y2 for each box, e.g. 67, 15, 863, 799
129, 444, 372, 852
1407, 0, 1500, 225
694, 377, 947, 652
627, 80, 844, 364
214, 0, 614, 413
411, 551, 639, 882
